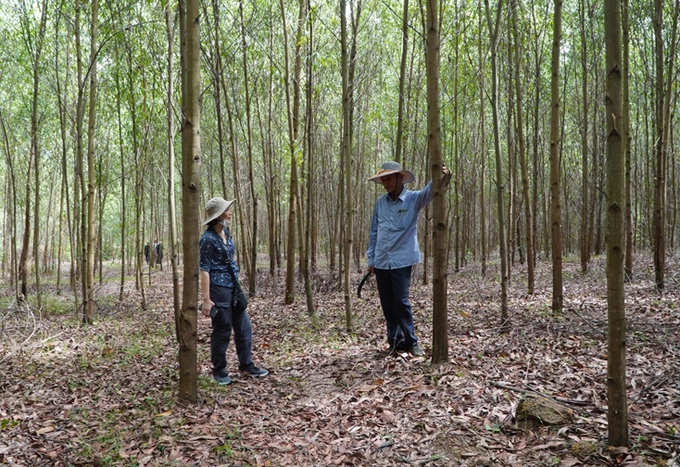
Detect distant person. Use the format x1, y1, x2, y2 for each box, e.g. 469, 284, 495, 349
144, 242, 150, 264
366, 161, 449, 357
155, 241, 163, 267
200, 197, 268, 385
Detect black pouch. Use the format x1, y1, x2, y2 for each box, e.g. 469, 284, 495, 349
231, 282, 248, 312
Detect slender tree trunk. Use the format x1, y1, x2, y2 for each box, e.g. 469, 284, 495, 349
27, 0, 48, 308
83, 0, 98, 324
549, 0, 564, 312
512, 0, 534, 293
485, 0, 509, 328
341, 0, 353, 331
303, 0, 315, 315
1, 116, 19, 301
281, 0, 298, 305
653, 0, 679, 292
427, 0, 448, 364
116, 71, 127, 301
579, 0, 590, 274
238, 0, 258, 295
604, 0, 629, 447
506, 15, 515, 276
166, 1, 181, 329
479, 1, 486, 278
623, 0, 633, 280
178, 0, 201, 404
74, 0, 87, 318
394, 0, 409, 163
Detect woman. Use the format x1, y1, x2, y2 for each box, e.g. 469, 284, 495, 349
200, 197, 268, 385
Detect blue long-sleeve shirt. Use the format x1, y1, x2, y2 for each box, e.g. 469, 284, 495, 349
199, 228, 239, 288
367, 181, 433, 270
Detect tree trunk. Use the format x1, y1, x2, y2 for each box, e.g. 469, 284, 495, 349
303, 0, 315, 315
512, 0, 535, 294
341, 0, 353, 331
281, 0, 298, 306
604, 0, 629, 447
623, 0, 633, 280
28, 0, 48, 309
579, 0, 590, 274
427, 0, 448, 364
653, 0, 679, 292
116, 71, 127, 302
166, 1, 181, 332
1, 116, 19, 301
178, 0, 201, 404
549, 0, 564, 312
238, 0, 258, 295
83, 0, 98, 324
485, 0, 509, 329
478, 1, 487, 278
394, 0, 409, 163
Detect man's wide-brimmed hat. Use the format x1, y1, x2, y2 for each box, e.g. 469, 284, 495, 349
203, 197, 236, 225
368, 161, 415, 184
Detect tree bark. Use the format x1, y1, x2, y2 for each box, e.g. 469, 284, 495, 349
604, 0, 629, 447
623, 0, 633, 280
512, 0, 535, 294
281, 0, 298, 305
485, 0, 509, 329
166, 1, 181, 332
394, 0, 409, 164
427, 0, 448, 364
579, 0, 590, 274
83, 0, 98, 324
549, 0, 564, 312
238, 0, 258, 296
178, 0, 201, 404
341, 0, 353, 331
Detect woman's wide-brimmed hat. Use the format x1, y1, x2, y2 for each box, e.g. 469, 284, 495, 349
367, 161, 415, 184
203, 197, 236, 225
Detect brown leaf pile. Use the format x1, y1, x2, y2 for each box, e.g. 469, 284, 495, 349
1, 257, 679, 466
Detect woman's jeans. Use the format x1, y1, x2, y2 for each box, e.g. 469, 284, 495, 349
374, 266, 418, 349
210, 285, 253, 376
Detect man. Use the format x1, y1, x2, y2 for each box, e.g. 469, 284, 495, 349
366, 161, 448, 357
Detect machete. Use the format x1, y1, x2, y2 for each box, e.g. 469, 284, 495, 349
357, 271, 372, 298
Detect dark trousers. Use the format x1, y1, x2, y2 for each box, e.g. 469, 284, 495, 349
210, 285, 254, 376
374, 266, 417, 349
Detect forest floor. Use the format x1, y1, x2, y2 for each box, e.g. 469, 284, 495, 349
0, 255, 679, 467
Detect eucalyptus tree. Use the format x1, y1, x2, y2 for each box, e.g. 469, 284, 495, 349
394, 0, 409, 164
0, 114, 19, 297
623, 0, 633, 280
237, 0, 258, 295
165, 0, 180, 318
302, 0, 316, 315
512, 0, 535, 294
549, 0, 564, 312
12, 0, 46, 304
478, 0, 487, 277
53, 0, 78, 298
20, 0, 49, 308
82, 0, 99, 324
340, 0, 352, 328
485, 0, 509, 328
604, 0, 628, 446
578, 0, 590, 274
426, 0, 449, 364
178, 0, 202, 404
652, 0, 679, 293
73, 0, 87, 321
280, 0, 304, 306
